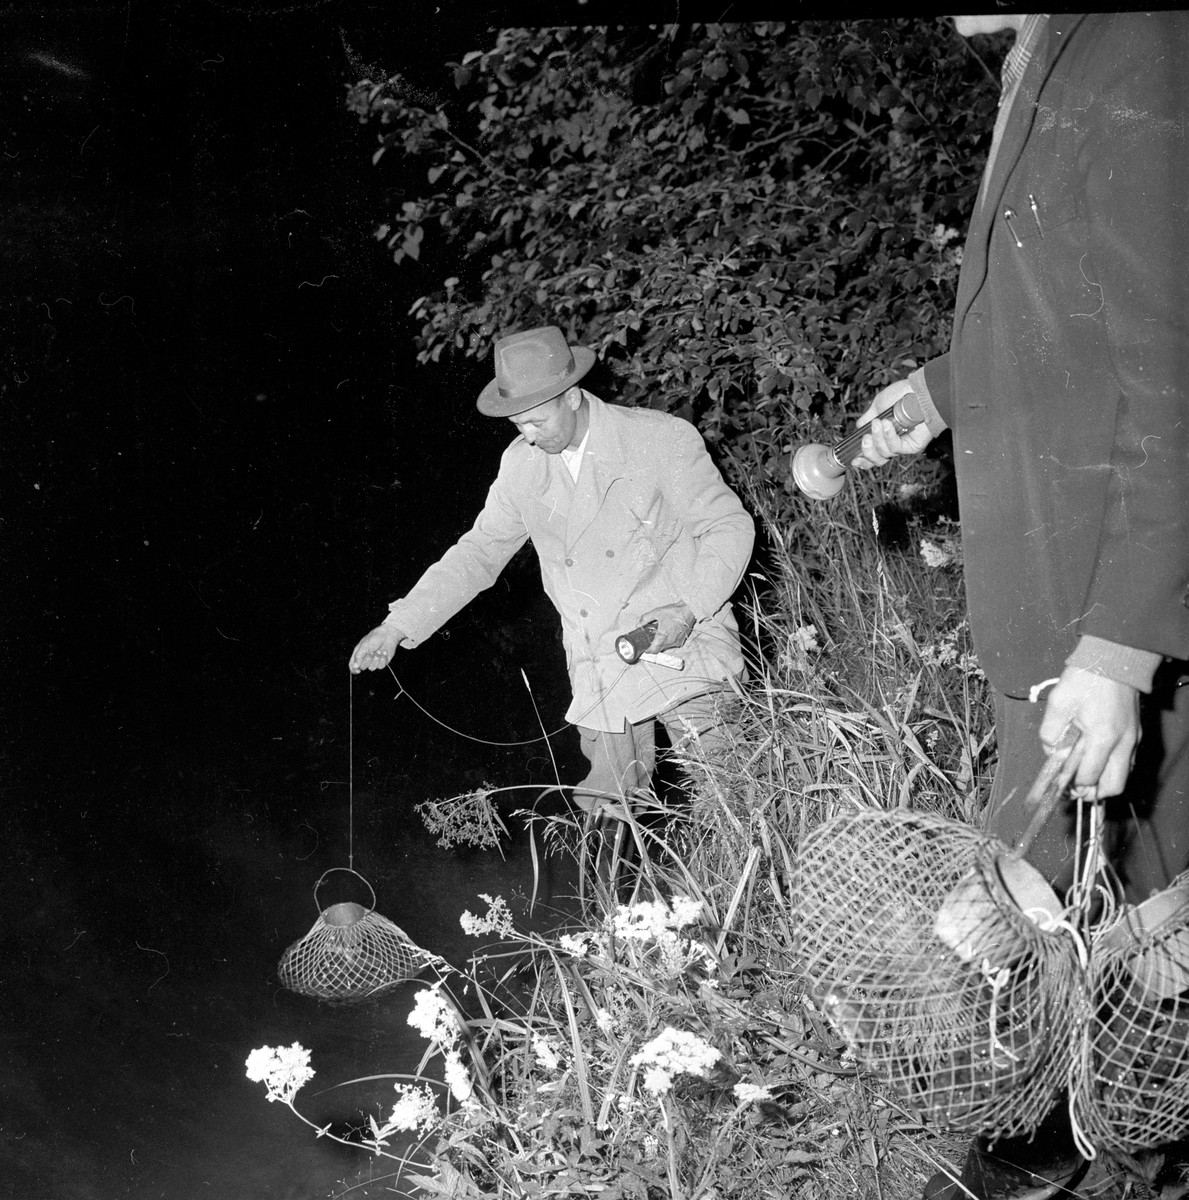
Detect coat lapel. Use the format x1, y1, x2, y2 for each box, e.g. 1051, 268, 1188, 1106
564, 393, 624, 553
956, 15, 1085, 328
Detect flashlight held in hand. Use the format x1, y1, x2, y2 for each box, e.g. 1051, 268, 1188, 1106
791, 390, 925, 501
616, 621, 657, 664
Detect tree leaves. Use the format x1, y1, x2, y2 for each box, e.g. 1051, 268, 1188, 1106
347, 21, 1001, 495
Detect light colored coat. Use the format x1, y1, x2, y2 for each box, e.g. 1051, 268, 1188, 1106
384, 392, 754, 731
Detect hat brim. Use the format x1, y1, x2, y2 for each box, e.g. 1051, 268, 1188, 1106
476, 346, 597, 417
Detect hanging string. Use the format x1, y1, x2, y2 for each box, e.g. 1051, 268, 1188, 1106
380, 648, 724, 748
348, 671, 354, 871
384, 663, 633, 746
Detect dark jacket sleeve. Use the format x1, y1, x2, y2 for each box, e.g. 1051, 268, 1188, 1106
919, 353, 955, 433
1072, 13, 1189, 659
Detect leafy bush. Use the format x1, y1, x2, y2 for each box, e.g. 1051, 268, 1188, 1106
346, 20, 1003, 494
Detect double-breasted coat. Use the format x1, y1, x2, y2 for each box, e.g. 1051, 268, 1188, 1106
383, 392, 754, 732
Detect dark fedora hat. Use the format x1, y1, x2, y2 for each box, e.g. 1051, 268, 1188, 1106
477, 326, 596, 417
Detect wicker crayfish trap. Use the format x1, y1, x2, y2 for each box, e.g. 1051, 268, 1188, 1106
796, 807, 1085, 1138
1073, 874, 1189, 1153
278, 868, 438, 1002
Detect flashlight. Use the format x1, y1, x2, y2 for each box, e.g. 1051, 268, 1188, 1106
615, 621, 657, 664
791, 390, 925, 500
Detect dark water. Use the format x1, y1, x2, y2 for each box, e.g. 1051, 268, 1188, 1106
2, 9, 585, 1197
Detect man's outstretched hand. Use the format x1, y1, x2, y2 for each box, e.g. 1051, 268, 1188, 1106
1039, 667, 1141, 798
348, 625, 405, 673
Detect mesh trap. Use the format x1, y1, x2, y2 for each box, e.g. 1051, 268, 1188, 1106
796, 808, 1086, 1138
278, 868, 437, 1002
1073, 875, 1189, 1153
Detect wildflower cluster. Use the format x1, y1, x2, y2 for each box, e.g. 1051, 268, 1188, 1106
920, 618, 985, 681
918, 538, 953, 569
779, 622, 821, 674
370, 1083, 440, 1145
459, 893, 516, 938
612, 896, 715, 977
245, 1043, 315, 1105
416, 785, 507, 850
732, 1081, 773, 1104
531, 1033, 563, 1072
630, 1026, 721, 1096
407, 983, 473, 1102
557, 931, 593, 957
927, 222, 964, 282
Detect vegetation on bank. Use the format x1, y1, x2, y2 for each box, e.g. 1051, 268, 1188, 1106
250, 491, 994, 1198
247, 20, 1175, 1200
345, 19, 1002, 500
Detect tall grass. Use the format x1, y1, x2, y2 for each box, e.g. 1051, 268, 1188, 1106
250, 471, 1017, 1198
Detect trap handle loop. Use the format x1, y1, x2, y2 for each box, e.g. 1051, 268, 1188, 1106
1012, 724, 1085, 859
313, 866, 376, 916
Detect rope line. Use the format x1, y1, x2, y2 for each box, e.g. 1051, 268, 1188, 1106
384, 664, 570, 745
348, 672, 354, 870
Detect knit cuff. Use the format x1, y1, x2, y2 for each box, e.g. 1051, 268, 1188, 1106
1065, 635, 1162, 694
906, 367, 949, 439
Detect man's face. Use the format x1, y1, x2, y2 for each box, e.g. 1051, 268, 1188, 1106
508, 389, 582, 454
951, 14, 1026, 37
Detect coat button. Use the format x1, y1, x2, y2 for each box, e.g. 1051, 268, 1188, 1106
605, 549, 614, 557
580, 608, 588, 617
565, 557, 574, 566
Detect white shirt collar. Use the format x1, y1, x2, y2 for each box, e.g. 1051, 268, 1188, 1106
559, 429, 590, 483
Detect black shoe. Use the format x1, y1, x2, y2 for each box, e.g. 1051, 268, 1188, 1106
922, 1123, 1089, 1200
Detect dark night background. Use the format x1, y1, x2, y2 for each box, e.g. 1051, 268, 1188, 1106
7, 2, 925, 1195
0, 3, 641, 1196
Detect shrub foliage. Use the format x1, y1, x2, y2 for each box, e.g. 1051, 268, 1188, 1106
346, 20, 1004, 491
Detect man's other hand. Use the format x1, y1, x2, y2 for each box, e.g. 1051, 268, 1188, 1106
850, 379, 935, 469
349, 625, 405, 673
1039, 667, 1142, 798
640, 603, 696, 653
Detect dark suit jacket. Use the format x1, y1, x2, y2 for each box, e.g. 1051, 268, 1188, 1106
921, 12, 1189, 697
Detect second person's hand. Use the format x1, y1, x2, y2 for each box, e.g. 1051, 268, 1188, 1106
850, 378, 935, 469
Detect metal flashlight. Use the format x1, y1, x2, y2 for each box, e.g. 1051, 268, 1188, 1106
791, 390, 925, 500
615, 621, 657, 664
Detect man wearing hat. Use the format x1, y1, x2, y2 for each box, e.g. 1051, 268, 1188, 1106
349, 325, 755, 812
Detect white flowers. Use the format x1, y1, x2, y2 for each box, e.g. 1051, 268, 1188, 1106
557, 932, 593, 957
408, 984, 473, 1103
459, 893, 515, 937
416, 786, 506, 851
443, 1050, 473, 1101
781, 623, 821, 674
929, 222, 960, 250
631, 1027, 721, 1096
732, 1081, 773, 1104
920, 617, 985, 681
371, 1084, 439, 1143
531, 1034, 563, 1072
612, 896, 702, 940
612, 897, 714, 977
919, 538, 953, 569
245, 1043, 315, 1104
